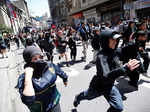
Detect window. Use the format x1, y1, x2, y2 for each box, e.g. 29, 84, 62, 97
82, 0, 86, 3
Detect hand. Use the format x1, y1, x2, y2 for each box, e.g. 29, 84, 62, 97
127, 59, 140, 71
139, 47, 144, 51
25, 67, 34, 79
63, 82, 68, 87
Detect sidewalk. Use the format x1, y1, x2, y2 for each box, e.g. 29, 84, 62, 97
0, 43, 29, 112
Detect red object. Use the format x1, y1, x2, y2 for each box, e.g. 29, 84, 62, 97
12, 10, 17, 18
52, 25, 56, 29
72, 12, 83, 19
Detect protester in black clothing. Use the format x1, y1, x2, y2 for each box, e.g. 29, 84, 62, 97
57, 30, 69, 67
91, 27, 101, 64
122, 21, 135, 45
73, 30, 140, 112
78, 22, 89, 61
14, 35, 20, 49
135, 31, 149, 76
121, 30, 149, 88
68, 35, 77, 62
38, 32, 55, 62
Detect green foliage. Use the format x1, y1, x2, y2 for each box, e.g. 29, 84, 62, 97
0, 24, 13, 33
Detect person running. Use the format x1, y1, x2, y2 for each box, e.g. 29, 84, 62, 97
73, 30, 140, 112
78, 22, 89, 61
16, 46, 68, 112
68, 28, 77, 63
57, 30, 70, 67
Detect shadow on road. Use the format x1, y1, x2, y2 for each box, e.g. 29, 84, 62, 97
84, 61, 95, 70
57, 59, 84, 68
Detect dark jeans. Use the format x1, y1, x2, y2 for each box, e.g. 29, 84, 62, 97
76, 86, 123, 112
51, 103, 61, 112
70, 48, 77, 61
128, 71, 139, 85
141, 52, 150, 71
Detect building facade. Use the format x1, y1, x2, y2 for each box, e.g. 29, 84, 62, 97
48, 0, 150, 25
69, 0, 123, 25
48, 0, 70, 25
69, 0, 150, 25
0, 0, 12, 29
0, 0, 30, 34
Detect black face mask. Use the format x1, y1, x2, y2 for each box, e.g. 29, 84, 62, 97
31, 60, 48, 78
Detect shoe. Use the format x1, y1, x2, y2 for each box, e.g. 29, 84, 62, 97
66, 63, 70, 67
73, 96, 80, 107
59, 56, 61, 60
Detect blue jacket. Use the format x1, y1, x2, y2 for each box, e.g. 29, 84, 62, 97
17, 62, 68, 112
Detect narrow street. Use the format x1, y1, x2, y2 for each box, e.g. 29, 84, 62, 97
0, 42, 150, 112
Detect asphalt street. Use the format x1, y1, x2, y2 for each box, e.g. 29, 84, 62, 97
0, 42, 150, 112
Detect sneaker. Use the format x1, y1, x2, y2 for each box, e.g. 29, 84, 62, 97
73, 96, 80, 107
66, 63, 70, 67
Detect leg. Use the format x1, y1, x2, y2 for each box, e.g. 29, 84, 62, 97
73, 88, 101, 107
92, 50, 98, 63
51, 103, 61, 112
73, 48, 77, 61
64, 53, 69, 67
46, 52, 51, 60
70, 49, 73, 60
127, 71, 139, 88
142, 53, 149, 71
104, 86, 123, 112
82, 41, 87, 60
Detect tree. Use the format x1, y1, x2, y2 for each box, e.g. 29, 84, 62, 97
0, 24, 13, 33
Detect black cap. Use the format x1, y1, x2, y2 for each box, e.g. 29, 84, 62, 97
23, 46, 43, 63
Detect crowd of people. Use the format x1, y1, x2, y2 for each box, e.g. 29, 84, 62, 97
0, 17, 150, 112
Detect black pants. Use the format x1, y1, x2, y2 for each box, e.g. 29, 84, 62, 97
127, 71, 140, 85
141, 52, 150, 71
76, 86, 123, 112
70, 47, 77, 61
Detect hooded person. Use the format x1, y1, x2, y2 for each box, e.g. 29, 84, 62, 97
91, 27, 101, 64
16, 46, 68, 112
73, 30, 140, 112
